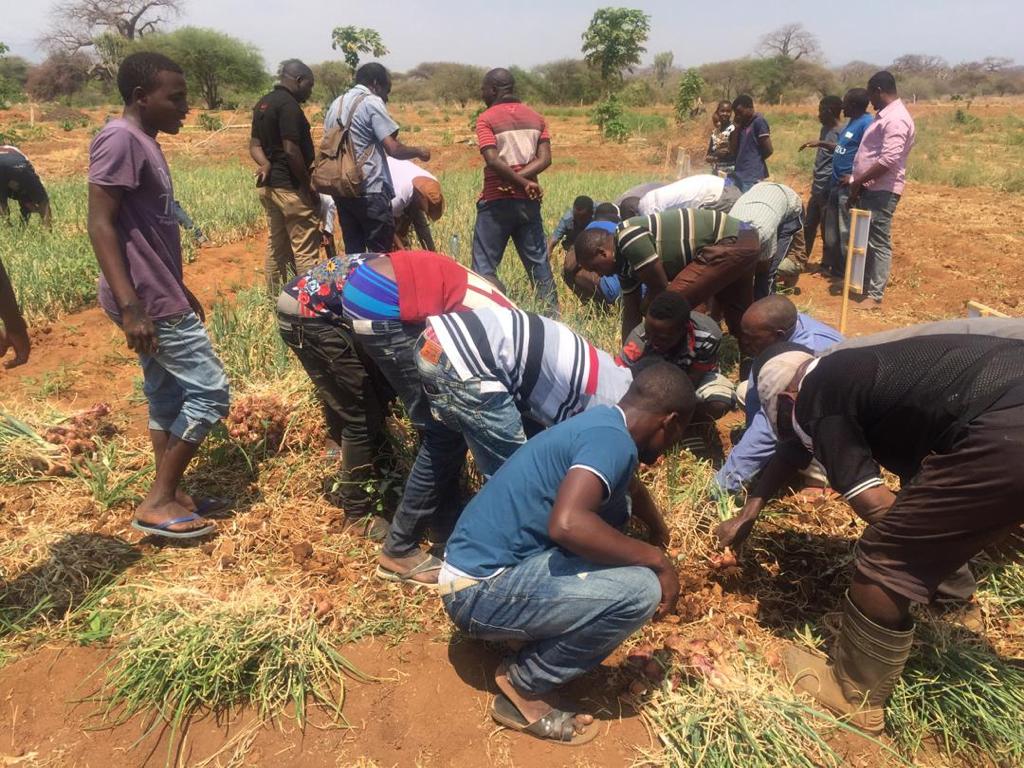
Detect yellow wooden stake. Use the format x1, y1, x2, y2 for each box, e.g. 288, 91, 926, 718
839, 207, 872, 334
966, 300, 1010, 318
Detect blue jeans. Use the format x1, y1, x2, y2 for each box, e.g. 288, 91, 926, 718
442, 549, 661, 695
860, 190, 901, 300
137, 312, 230, 444
353, 320, 467, 555
471, 199, 558, 316
415, 335, 526, 478
754, 210, 804, 299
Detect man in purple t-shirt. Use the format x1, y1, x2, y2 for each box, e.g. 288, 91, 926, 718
87, 52, 230, 539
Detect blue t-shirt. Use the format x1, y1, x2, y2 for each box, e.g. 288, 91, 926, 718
831, 114, 873, 183
733, 114, 770, 187
444, 406, 638, 578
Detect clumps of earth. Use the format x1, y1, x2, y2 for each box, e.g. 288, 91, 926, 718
225, 394, 291, 451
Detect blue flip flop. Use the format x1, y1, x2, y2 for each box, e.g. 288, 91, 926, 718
131, 513, 216, 540
193, 496, 233, 516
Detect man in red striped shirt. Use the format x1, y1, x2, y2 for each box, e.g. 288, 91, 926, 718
471, 68, 558, 317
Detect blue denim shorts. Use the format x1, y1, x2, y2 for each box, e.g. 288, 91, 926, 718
137, 312, 230, 444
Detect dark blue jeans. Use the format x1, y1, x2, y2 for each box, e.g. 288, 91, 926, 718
442, 549, 661, 695
471, 198, 558, 316
336, 192, 395, 254
353, 320, 467, 556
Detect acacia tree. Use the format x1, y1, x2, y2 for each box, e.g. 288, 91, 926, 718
757, 23, 821, 62
330, 26, 387, 72
581, 7, 650, 91
653, 51, 674, 89
312, 61, 351, 104
143, 27, 266, 109
407, 62, 483, 107
26, 51, 93, 100
42, 0, 182, 53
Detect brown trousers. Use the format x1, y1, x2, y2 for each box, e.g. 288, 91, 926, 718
856, 392, 1024, 604
668, 228, 760, 340
258, 186, 322, 295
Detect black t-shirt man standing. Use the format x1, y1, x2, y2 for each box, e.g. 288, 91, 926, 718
249, 59, 321, 294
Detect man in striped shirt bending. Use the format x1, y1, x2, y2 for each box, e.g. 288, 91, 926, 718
416, 307, 633, 478
575, 208, 759, 346
340, 250, 516, 588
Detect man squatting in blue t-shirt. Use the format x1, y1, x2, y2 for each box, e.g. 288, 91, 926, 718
439, 362, 696, 745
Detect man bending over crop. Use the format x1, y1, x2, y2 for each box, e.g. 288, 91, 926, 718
574, 208, 759, 346
340, 250, 516, 587
717, 336, 1024, 733
416, 306, 632, 477
439, 362, 693, 744
87, 52, 230, 539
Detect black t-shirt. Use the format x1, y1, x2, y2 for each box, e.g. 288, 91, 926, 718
778, 335, 1024, 498
250, 86, 314, 190
0, 151, 48, 207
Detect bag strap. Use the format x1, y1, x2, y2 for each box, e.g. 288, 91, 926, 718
341, 91, 371, 131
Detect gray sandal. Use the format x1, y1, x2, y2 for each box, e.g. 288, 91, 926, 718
374, 552, 442, 590
491, 693, 598, 746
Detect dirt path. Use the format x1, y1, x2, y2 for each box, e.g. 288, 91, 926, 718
0, 638, 649, 768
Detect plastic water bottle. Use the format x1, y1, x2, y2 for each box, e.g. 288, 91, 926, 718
449, 234, 460, 259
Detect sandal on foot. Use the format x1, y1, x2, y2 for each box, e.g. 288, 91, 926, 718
193, 496, 233, 516
374, 553, 442, 589
491, 693, 598, 746
342, 514, 390, 542
132, 513, 216, 540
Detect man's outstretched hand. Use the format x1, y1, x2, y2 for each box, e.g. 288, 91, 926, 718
0, 326, 30, 369
714, 514, 757, 551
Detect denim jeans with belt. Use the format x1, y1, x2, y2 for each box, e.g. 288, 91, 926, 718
353, 319, 467, 556
414, 334, 527, 478
137, 312, 230, 444
442, 548, 661, 695
859, 189, 901, 301
471, 198, 558, 316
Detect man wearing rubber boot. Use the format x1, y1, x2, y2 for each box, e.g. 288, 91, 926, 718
716, 336, 1024, 733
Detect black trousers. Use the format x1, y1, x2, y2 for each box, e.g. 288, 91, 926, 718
335, 192, 396, 254
804, 190, 828, 259
277, 314, 394, 516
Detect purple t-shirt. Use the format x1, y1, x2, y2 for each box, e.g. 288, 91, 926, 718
88, 118, 189, 321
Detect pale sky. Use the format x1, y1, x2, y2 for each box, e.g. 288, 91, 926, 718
3, 0, 1021, 70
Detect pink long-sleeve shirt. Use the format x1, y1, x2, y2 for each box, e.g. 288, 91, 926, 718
852, 98, 916, 195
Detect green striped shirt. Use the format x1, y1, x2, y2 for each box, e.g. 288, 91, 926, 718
614, 209, 741, 294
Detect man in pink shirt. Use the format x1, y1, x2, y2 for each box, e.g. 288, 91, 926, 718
848, 71, 915, 308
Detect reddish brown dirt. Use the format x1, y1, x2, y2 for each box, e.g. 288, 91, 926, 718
0, 639, 648, 768
1, 238, 262, 436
